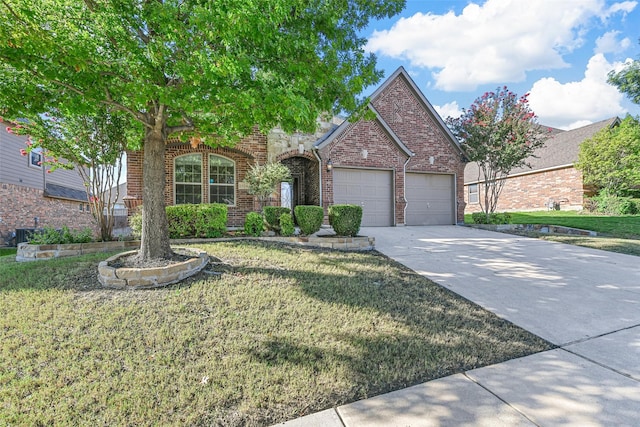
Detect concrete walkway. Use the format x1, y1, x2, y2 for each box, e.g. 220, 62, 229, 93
275, 226, 640, 427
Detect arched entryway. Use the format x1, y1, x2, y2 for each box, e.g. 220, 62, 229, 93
279, 156, 320, 212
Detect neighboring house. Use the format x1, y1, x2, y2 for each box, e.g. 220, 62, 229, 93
125, 67, 466, 227
0, 120, 95, 245
464, 117, 620, 213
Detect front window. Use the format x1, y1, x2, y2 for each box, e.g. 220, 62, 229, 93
209, 155, 235, 205
468, 183, 479, 204
30, 147, 43, 168
175, 154, 202, 204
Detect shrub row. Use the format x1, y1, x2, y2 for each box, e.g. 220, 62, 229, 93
585, 191, 640, 215
471, 212, 512, 224
28, 225, 94, 245
130, 203, 228, 239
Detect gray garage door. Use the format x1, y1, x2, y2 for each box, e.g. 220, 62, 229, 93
405, 173, 454, 225
333, 168, 393, 226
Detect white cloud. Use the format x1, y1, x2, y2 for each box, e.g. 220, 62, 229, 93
528, 53, 628, 129
366, 0, 637, 91
595, 30, 631, 54
434, 101, 463, 120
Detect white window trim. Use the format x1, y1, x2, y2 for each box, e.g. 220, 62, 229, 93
174, 153, 203, 205
468, 183, 479, 204
29, 147, 43, 169
208, 154, 236, 206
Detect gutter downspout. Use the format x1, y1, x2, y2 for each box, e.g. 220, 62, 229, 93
312, 147, 323, 207
402, 154, 414, 225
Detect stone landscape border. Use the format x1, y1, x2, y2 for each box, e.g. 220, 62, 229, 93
16, 240, 141, 262
467, 223, 597, 236
16, 235, 375, 262
98, 247, 209, 289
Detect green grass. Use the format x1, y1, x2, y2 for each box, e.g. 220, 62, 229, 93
465, 210, 640, 238
0, 248, 17, 257
0, 242, 551, 426
465, 211, 640, 256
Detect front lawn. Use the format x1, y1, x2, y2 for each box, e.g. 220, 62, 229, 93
0, 242, 551, 426
465, 210, 640, 238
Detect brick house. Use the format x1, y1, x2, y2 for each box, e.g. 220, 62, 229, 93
0, 120, 95, 246
125, 67, 466, 227
464, 117, 620, 212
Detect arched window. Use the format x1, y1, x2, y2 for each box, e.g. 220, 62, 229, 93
174, 154, 202, 204
209, 155, 235, 205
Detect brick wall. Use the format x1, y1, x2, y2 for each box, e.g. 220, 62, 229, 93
464, 166, 585, 213
371, 75, 466, 223
126, 129, 268, 227
0, 182, 97, 245
317, 120, 410, 224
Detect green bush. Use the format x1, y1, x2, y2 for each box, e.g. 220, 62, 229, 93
294, 205, 324, 235
279, 213, 295, 237
166, 203, 227, 238
329, 204, 362, 237
263, 206, 291, 232
592, 190, 638, 215
471, 212, 512, 224
244, 212, 264, 237
194, 204, 227, 238
129, 209, 142, 238
28, 226, 94, 244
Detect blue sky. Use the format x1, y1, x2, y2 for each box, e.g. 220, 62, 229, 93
361, 0, 640, 130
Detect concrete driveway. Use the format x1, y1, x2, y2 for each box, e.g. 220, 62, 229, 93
364, 225, 640, 346
277, 226, 640, 427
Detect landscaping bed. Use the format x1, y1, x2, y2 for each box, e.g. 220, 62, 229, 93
0, 241, 551, 426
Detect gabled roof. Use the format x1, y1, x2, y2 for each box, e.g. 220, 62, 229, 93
44, 183, 88, 202
369, 66, 464, 156
464, 117, 620, 184
314, 104, 414, 157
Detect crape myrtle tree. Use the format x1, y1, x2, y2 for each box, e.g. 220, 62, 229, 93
8, 107, 138, 242
447, 87, 548, 220
0, 0, 405, 261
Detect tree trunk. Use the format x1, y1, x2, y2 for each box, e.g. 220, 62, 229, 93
139, 127, 172, 260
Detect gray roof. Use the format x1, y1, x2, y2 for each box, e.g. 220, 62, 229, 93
44, 183, 88, 202
464, 117, 620, 184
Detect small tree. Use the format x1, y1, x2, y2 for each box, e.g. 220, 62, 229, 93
11, 108, 135, 241
447, 87, 547, 219
575, 116, 640, 197
244, 162, 292, 210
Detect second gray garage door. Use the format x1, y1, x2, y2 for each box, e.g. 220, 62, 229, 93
333, 168, 393, 226
405, 173, 454, 225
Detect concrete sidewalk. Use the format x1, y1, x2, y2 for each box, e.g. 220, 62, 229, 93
275, 226, 640, 427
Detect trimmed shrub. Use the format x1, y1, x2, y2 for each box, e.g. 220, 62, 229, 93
295, 205, 324, 235
279, 213, 295, 237
263, 206, 291, 232
329, 204, 362, 237
244, 212, 264, 237
194, 204, 227, 238
471, 212, 511, 224
165, 203, 228, 238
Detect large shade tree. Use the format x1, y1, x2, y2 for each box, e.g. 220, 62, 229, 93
575, 115, 640, 197
0, 0, 405, 260
447, 87, 547, 218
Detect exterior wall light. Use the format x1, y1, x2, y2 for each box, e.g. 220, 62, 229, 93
326, 159, 333, 172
